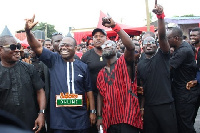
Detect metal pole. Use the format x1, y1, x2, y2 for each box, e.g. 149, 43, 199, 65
145, 0, 150, 31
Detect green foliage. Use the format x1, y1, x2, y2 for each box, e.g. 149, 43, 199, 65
181, 14, 195, 17
32, 22, 57, 38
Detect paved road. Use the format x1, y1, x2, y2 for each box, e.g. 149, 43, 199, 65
195, 109, 200, 133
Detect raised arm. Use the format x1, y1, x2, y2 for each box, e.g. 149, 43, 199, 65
152, 4, 169, 53
102, 17, 135, 61
25, 15, 43, 56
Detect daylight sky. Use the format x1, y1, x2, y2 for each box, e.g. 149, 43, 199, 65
1, 0, 200, 36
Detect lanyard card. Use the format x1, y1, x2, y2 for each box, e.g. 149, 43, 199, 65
56, 92, 83, 107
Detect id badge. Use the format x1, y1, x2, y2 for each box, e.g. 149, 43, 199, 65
56, 92, 83, 107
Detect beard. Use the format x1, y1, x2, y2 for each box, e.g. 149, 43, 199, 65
145, 50, 156, 55
102, 50, 116, 59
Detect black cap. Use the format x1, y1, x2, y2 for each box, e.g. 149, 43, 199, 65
92, 28, 107, 36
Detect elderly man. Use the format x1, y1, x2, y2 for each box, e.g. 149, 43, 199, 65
0, 35, 46, 133
25, 15, 96, 133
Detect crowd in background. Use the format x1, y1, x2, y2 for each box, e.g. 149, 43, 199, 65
1, 3, 200, 133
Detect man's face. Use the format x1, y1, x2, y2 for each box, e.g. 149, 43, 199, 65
59, 37, 75, 60
93, 32, 107, 49
134, 39, 141, 62
29, 49, 36, 58
102, 40, 117, 59
135, 45, 141, 63
190, 31, 200, 45
44, 41, 53, 51
0, 37, 21, 63
143, 37, 157, 55
167, 31, 176, 47
52, 35, 63, 52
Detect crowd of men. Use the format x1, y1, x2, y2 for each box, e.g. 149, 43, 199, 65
0, 3, 200, 133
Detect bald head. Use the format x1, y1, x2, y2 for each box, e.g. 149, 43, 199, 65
142, 32, 155, 41
60, 37, 77, 47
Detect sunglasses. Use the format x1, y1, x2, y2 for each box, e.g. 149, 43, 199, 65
135, 50, 139, 54
52, 32, 62, 36
143, 40, 156, 45
101, 43, 115, 49
2, 43, 21, 50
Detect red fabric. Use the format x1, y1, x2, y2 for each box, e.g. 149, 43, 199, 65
73, 31, 92, 44
73, 11, 155, 44
15, 32, 26, 41
21, 38, 29, 49
75, 52, 83, 59
157, 12, 165, 19
97, 55, 143, 133
112, 23, 121, 33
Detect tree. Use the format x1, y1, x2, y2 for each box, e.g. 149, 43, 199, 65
32, 22, 57, 38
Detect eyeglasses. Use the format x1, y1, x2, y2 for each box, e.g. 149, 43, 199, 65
135, 50, 139, 54
2, 43, 21, 50
59, 43, 74, 48
52, 32, 62, 36
143, 40, 156, 45
101, 43, 115, 49
167, 36, 175, 40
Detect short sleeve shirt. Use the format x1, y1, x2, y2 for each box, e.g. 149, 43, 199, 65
81, 49, 107, 97
137, 49, 174, 105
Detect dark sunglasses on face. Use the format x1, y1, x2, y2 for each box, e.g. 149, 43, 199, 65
52, 32, 62, 36
135, 50, 139, 54
143, 40, 156, 45
2, 43, 21, 50
101, 43, 115, 49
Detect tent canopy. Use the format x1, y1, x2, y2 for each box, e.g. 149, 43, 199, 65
21, 38, 29, 49
73, 11, 154, 44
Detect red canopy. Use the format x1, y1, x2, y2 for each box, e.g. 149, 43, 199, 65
73, 11, 155, 44
21, 38, 29, 49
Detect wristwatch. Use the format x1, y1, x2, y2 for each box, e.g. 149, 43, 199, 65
90, 109, 96, 114
38, 109, 45, 114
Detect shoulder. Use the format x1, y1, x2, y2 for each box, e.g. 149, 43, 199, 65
75, 60, 88, 71
82, 49, 94, 57
177, 43, 193, 55
19, 61, 34, 69
76, 59, 87, 67
81, 49, 94, 62
97, 68, 105, 77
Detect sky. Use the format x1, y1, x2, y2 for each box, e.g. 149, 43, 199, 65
0, 0, 200, 36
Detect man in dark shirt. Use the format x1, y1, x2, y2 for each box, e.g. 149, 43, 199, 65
0, 35, 46, 133
169, 27, 198, 132
137, 4, 177, 133
81, 28, 107, 133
